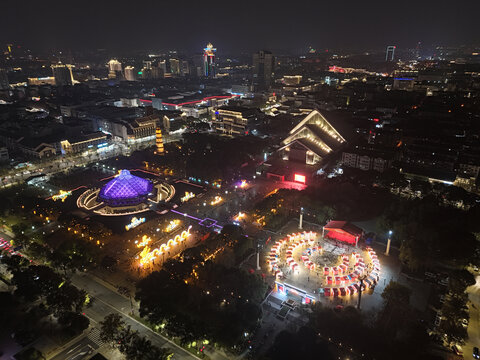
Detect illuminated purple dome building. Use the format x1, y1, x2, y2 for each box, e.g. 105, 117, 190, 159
77, 169, 175, 216
98, 170, 153, 207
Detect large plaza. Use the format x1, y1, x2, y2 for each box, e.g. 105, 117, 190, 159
265, 223, 383, 307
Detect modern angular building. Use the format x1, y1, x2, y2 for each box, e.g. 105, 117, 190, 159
279, 110, 346, 165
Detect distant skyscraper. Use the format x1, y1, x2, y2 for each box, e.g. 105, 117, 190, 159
124, 66, 136, 81
253, 50, 275, 89
0, 69, 9, 90
385, 46, 396, 62
152, 67, 163, 79
170, 58, 180, 76
415, 42, 422, 59
51, 64, 74, 86
181, 60, 190, 76
158, 60, 167, 74
203, 43, 216, 77
192, 55, 204, 77
107, 59, 122, 79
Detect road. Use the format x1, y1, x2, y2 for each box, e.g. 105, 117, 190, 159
464, 273, 480, 359
50, 333, 98, 360
68, 272, 201, 360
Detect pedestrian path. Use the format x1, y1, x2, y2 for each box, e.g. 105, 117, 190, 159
88, 328, 105, 347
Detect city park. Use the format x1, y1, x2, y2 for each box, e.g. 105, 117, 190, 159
43, 166, 386, 306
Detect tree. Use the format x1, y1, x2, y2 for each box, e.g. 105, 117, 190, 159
100, 313, 125, 345
58, 311, 90, 336
46, 283, 87, 316
378, 281, 412, 339
399, 238, 427, 272
449, 269, 476, 295
2, 254, 29, 272
15, 347, 46, 360
124, 334, 153, 360
11, 223, 30, 247
381, 281, 411, 308
10, 265, 62, 301
265, 327, 334, 360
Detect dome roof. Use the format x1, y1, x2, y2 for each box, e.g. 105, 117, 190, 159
99, 170, 153, 202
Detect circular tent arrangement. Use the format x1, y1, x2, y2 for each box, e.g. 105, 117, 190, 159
323, 246, 380, 297
268, 230, 382, 301
267, 231, 317, 278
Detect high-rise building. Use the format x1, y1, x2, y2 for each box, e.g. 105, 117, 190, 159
152, 67, 164, 79
141, 68, 152, 79
170, 58, 180, 76
181, 60, 190, 76
107, 59, 122, 79
203, 43, 216, 77
192, 55, 204, 77
253, 50, 275, 90
385, 46, 396, 62
124, 66, 136, 81
158, 60, 167, 74
143, 61, 152, 70
0, 69, 9, 90
51, 64, 74, 86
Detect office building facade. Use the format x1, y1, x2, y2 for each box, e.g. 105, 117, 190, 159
253, 50, 275, 89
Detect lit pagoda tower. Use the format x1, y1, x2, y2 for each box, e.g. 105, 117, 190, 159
203, 42, 216, 78
155, 127, 164, 155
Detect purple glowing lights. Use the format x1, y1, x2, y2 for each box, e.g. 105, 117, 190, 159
99, 170, 153, 206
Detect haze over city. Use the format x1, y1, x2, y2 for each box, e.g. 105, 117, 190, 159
2, 0, 480, 52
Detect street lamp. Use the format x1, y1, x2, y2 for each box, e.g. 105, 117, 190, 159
385, 230, 393, 256
299, 207, 304, 230
357, 274, 367, 310
256, 241, 261, 271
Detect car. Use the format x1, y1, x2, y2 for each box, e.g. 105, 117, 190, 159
473, 347, 479, 359
452, 344, 463, 356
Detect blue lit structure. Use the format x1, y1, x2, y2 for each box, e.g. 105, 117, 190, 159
99, 170, 153, 206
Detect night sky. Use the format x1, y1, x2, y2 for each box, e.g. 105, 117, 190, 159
2, 0, 480, 53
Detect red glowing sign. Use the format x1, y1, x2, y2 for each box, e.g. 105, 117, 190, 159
294, 174, 306, 184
